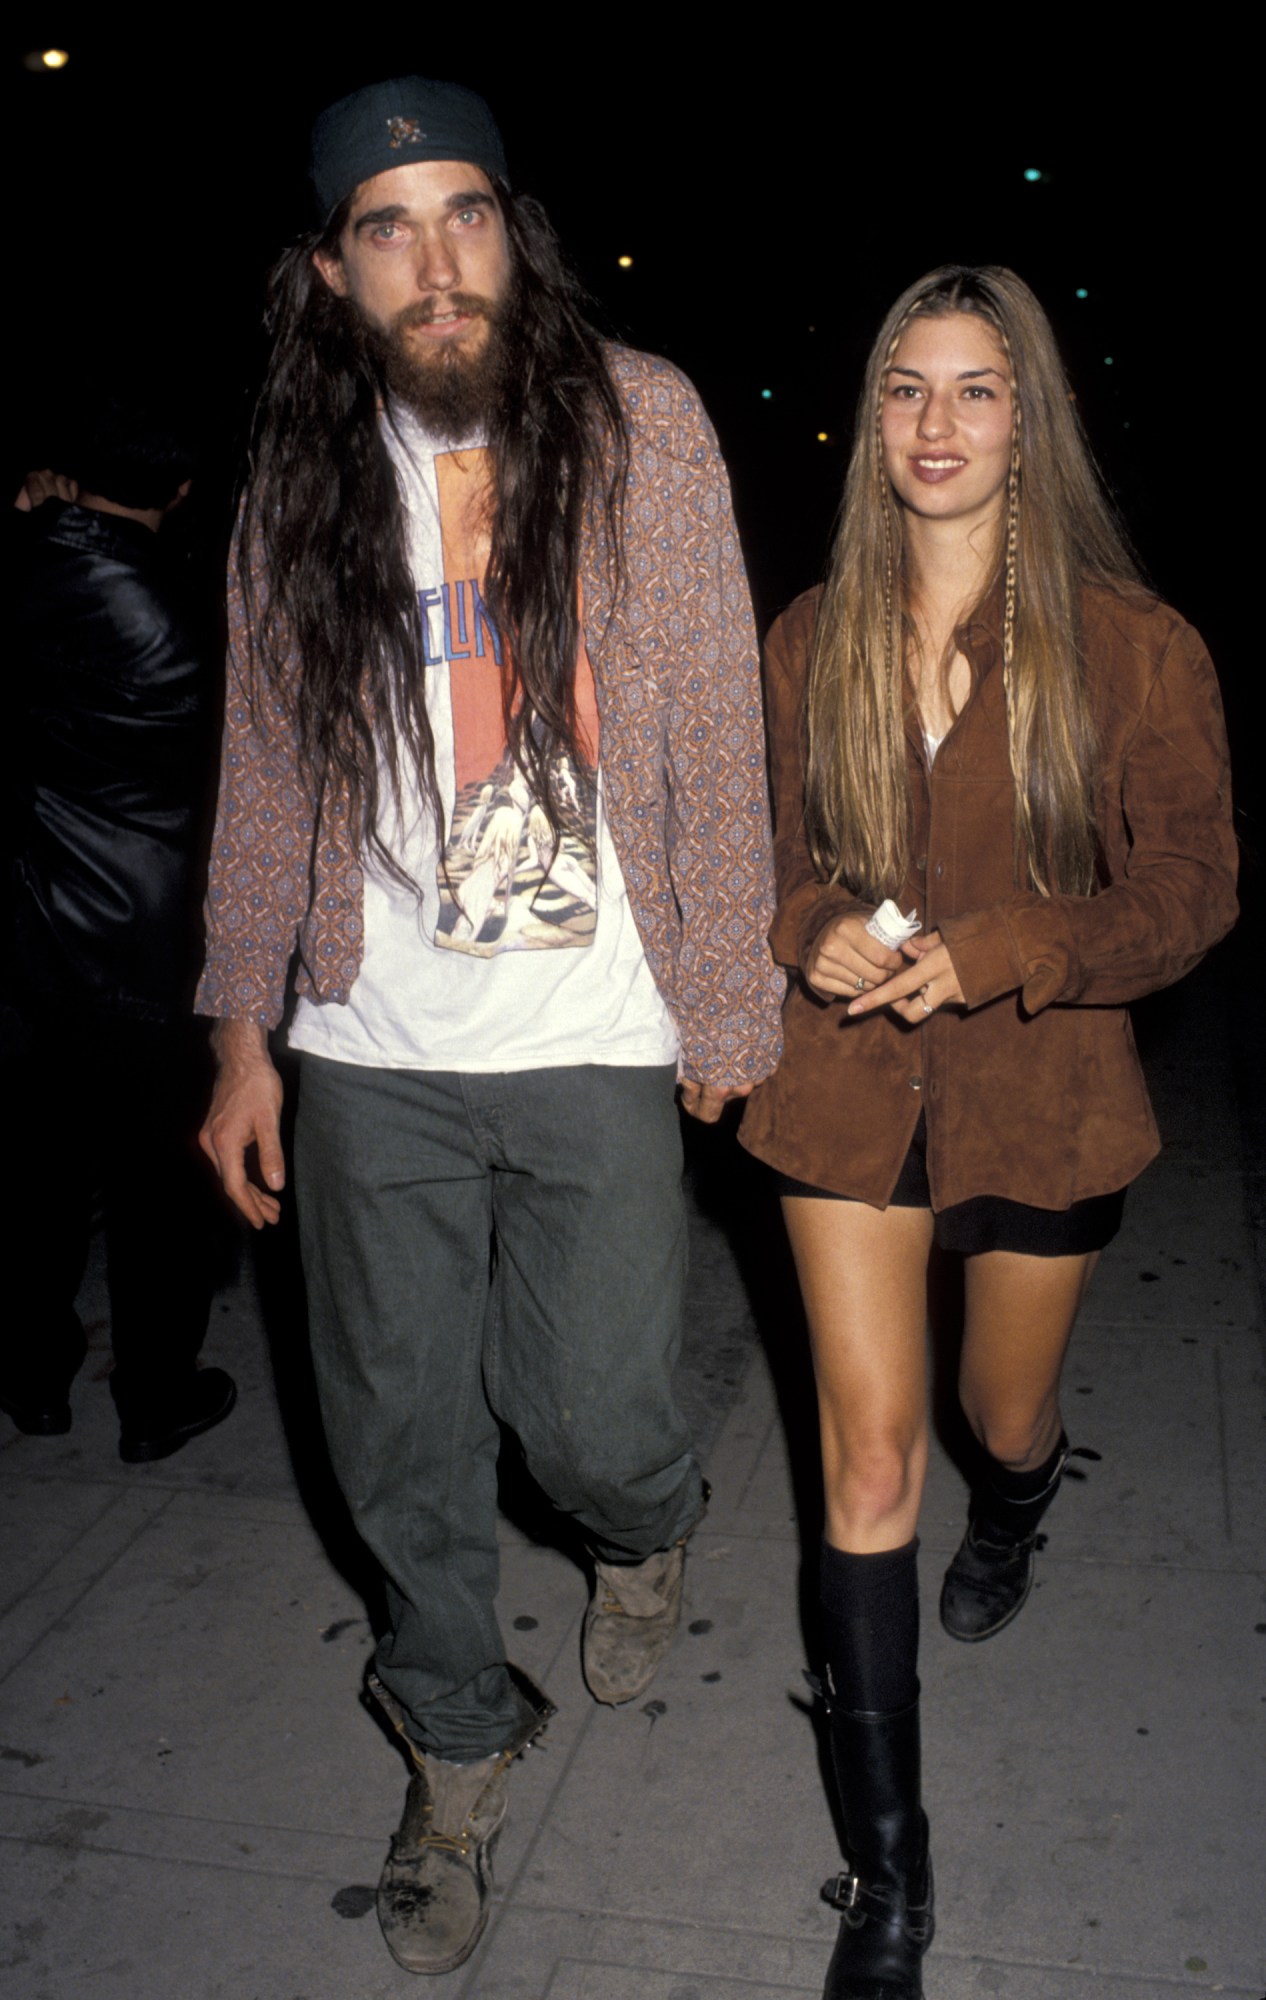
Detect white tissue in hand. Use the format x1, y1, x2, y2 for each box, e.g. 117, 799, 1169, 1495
865, 900, 922, 951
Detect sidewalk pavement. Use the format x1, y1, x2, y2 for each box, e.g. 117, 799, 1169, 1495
2, 958, 1263, 2000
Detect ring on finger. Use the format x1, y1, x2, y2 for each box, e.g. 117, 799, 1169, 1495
855, 975, 867, 992
919, 986, 933, 1016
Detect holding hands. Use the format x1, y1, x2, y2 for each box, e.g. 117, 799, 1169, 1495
806, 914, 965, 1025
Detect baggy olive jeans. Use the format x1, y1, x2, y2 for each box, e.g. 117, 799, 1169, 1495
295, 1056, 704, 1759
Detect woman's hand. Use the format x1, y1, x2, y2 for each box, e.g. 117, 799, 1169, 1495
804, 912, 905, 1001
846, 930, 966, 1024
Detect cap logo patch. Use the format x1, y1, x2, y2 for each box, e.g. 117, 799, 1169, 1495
386, 116, 426, 149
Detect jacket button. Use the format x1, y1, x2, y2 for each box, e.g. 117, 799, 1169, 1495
908, 1076, 921, 1091
915, 855, 927, 871
934, 861, 945, 880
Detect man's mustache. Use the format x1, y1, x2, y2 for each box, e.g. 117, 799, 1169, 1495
395, 295, 493, 331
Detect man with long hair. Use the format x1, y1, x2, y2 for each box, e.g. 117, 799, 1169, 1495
197, 77, 781, 1976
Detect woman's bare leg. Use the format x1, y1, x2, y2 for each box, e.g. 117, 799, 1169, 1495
943, 1249, 1100, 1642
783, 1195, 938, 1995
781, 1197, 936, 1550
959, 1250, 1098, 1467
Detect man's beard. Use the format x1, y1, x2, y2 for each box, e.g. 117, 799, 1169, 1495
361, 283, 518, 443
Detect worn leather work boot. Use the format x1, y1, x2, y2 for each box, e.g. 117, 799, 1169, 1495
940, 1434, 1075, 1642
368, 1666, 555, 1974
582, 1541, 687, 1706
820, 1692, 934, 2000
582, 1489, 708, 1707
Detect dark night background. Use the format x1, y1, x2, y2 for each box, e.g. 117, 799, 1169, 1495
8, 28, 1255, 876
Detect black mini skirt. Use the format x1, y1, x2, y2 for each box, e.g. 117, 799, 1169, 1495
773, 1113, 1126, 1257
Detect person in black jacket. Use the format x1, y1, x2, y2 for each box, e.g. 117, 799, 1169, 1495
2, 398, 235, 1461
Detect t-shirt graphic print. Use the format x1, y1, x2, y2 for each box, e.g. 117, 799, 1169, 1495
286, 405, 678, 1075
431, 447, 599, 957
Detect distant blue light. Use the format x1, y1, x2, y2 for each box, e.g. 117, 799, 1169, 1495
761, 388, 773, 400
1075, 287, 1089, 299
1104, 356, 1114, 366
1023, 167, 1042, 182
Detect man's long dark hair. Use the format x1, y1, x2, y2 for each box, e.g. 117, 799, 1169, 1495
238, 181, 628, 874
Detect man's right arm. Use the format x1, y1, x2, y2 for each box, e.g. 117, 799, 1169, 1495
195, 545, 316, 1229
200, 1019, 286, 1229
196, 532, 323, 1027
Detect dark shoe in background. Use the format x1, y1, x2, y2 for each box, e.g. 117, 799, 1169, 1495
0, 1387, 74, 1435
0, 1312, 86, 1436
117, 1367, 237, 1463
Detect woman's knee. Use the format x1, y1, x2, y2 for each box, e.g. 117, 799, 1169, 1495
821, 1427, 925, 1534
965, 1401, 1062, 1471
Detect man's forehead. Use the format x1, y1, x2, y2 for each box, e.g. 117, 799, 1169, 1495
346, 158, 496, 221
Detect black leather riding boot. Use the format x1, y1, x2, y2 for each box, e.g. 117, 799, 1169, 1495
821, 1689, 934, 2000
940, 1432, 1070, 1642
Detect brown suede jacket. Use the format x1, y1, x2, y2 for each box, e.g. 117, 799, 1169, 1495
195, 349, 785, 1086
740, 584, 1238, 1209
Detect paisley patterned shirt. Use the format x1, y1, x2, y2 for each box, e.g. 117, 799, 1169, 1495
195, 348, 784, 1086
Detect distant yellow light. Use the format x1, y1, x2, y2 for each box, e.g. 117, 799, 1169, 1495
817, 432, 829, 443
617, 255, 633, 269
42, 48, 69, 68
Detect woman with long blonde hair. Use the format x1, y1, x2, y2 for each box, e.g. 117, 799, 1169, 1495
740, 267, 1237, 2000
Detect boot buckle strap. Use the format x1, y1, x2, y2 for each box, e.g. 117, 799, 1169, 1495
821, 1870, 862, 1911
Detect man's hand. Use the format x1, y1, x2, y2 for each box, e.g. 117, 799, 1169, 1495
679, 1080, 756, 1124
199, 1020, 286, 1228
14, 469, 79, 512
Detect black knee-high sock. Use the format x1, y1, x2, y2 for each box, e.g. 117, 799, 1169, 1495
819, 1538, 919, 1715
973, 1431, 1068, 1539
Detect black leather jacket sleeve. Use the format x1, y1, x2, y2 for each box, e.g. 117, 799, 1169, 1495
6, 502, 214, 1020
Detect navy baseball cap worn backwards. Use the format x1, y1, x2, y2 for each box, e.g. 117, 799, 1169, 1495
310, 78, 509, 222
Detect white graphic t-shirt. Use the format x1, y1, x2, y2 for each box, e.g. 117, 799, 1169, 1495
288, 407, 678, 1073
